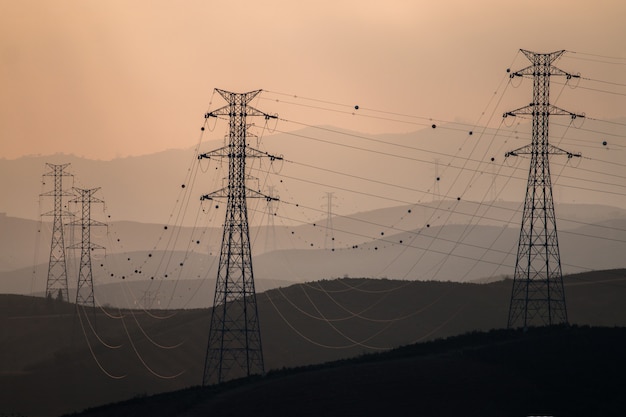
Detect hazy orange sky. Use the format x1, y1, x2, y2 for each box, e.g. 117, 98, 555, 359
1, 0, 625, 160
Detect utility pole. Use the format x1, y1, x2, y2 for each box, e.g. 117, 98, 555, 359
42, 163, 73, 302
69, 188, 105, 308
198, 89, 280, 385
503, 49, 582, 329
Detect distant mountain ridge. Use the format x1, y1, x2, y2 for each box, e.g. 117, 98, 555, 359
1, 119, 623, 225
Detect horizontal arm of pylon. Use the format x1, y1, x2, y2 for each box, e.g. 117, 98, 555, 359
215, 88, 262, 104
40, 190, 75, 197
41, 210, 75, 217
43, 163, 72, 175
198, 147, 283, 161
504, 144, 533, 157
548, 144, 581, 158
200, 188, 279, 202
504, 143, 580, 158
68, 242, 105, 250
511, 49, 579, 78
511, 65, 578, 79
503, 104, 584, 119
205, 105, 277, 120
68, 219, 107, 227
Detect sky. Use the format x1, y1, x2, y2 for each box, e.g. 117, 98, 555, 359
1, 0, 625, 160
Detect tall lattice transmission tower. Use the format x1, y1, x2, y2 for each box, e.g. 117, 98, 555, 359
198, 89, 279, 385
69, 188, 105, 308
504, 49, 582, 329
41, 163, 73, 302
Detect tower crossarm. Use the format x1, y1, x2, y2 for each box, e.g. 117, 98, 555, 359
504, 104, 584, 119
200, 188, 279, 202
67, 241, 105, 251
204, 89, 277, 121
198, 147, 283, 161
510, 49, 580, 80
67, 218, 107, 228
505, 143, 580, 158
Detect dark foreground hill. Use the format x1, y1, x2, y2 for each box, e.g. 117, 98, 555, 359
1, 269, 625, 416
64, 325, 626, 417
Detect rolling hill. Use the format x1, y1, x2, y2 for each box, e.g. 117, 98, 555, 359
61, 325, 626, 417
1, 269, 625, 416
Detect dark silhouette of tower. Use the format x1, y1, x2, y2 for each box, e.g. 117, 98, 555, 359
42, 163, 73, 302
69, 188, 105, 308
504, 50, 582, 329
198, 89, 279, 385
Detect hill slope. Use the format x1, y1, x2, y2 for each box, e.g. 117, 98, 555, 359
64, 325, 626, 417
1, 269, 625, 416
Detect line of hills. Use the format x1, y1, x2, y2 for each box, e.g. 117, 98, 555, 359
1, 269, 625, 416
63, 325, 626, 417
2, 200, 625, 309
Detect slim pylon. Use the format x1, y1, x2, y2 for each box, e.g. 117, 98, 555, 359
198, 89, 279, 385
69, 188, 105, 308
41, 163, 73, 302
323, 192, 336, 251
504, 50, 582, 329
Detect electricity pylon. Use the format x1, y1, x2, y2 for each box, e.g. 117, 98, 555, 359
42, 163, 73, 302
198, 89, 279, 385
69, 188, 105, 308
323, 192, 337, 251
503, 49, 582, 329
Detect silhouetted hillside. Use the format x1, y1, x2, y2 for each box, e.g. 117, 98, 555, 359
1, 269, 625, 416
62, 325, 626, 417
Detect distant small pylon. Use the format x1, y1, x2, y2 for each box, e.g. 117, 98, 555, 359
323, 192, 337, 251
41, 163, 74, 302
69, 187, 106, 308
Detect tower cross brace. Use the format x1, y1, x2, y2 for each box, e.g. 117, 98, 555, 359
504, 49, 582, 329
198, 88, 279, 385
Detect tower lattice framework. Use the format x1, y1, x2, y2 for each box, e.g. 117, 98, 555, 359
69, 188, 105, 308
504, 49, 582, 329
199, 89, 279, 385
42, 163, 73, 302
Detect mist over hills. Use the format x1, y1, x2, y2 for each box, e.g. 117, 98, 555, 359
1, 121, 625, 307
1, 199, 626, 308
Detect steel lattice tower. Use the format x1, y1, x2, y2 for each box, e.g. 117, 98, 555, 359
198, 89, 279, 385
69, 188, 105, 308
504, 50, 582, 329
42, 163, 73, 301
323, 192, 336, 251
